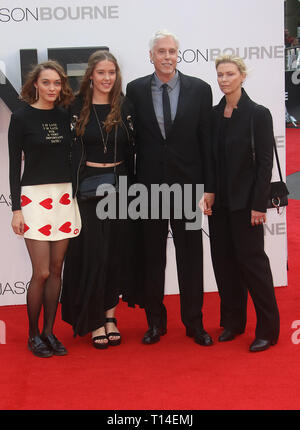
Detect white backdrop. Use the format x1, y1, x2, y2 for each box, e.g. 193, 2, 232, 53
0, 0, 287, 305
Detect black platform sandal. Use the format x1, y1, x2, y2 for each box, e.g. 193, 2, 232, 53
105, 317, 121, 346
92, 334, 109, 349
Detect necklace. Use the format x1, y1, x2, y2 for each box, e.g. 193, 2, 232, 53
92, 104, 109, 154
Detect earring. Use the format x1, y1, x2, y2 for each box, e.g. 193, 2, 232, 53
58, 92, 61, 101
35, 87, 39, 100
90, 80, 93, 88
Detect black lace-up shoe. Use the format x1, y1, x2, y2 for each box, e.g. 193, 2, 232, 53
28, 336, 53, 358
41, 334, 68, 356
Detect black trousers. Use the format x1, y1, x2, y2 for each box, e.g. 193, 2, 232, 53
142, 217, 204, 332
208, 207, 280, 341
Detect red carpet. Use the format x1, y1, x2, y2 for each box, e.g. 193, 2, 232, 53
0, 130, 299, 411
286, 128, 300, 176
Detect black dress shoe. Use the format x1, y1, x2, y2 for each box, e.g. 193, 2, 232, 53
249, 338, 277, 352
142, 326, 167, 345
218, 329, 237, 342
28, 336, 53, 358
41, 334, 68, 356
186, 328, 213, 346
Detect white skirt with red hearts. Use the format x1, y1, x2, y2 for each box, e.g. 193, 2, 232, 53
20, 182, 81, 241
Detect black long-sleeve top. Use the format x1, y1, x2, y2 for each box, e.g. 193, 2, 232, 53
8, 104, 72, 211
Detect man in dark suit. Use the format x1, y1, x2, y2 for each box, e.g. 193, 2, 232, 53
126, 30, 215, 345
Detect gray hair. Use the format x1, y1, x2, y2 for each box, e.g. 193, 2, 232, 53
149, 29, 179, 53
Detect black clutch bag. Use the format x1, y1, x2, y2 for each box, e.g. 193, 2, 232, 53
78, 172, 117, 200
251, 111, 289, 213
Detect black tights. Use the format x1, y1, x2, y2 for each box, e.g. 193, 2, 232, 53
25, 238, 69, 338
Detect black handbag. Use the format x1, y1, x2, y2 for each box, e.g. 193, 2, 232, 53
78, 172, 117, 200
251, 112, 289, 213
78, 125, 119, 201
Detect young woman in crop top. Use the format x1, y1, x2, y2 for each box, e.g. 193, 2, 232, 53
61, 51, 136, 349
8, 60, 81, 358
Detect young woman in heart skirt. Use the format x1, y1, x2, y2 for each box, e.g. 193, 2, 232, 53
60, 50, 137, 349
8, 60, 81, 358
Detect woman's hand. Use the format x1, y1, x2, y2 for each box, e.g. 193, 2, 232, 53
199, 193, 215, 216
11, 210, 25, 235
251, 210, 266, 226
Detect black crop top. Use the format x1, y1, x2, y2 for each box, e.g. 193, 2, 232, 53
83, 104, 129, 163
8, 104, 72, 211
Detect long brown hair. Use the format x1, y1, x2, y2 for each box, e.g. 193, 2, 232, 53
20, 60, 74, 107
76, 50, 123, 136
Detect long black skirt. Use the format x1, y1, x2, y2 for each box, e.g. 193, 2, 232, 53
61, 165, 143, 337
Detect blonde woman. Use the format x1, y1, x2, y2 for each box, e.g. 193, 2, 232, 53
8, 61, 80, 358
206, 55, 280, 352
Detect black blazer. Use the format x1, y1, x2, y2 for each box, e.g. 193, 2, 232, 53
126, 71, 214, 191
212, 88, 274, 212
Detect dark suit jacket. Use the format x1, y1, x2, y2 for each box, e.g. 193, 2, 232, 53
212, 88, 274, 212
126, 71, 214, 192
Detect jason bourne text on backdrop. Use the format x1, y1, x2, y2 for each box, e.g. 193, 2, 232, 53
0, 6, 120, 22
178, 45, 284, 63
